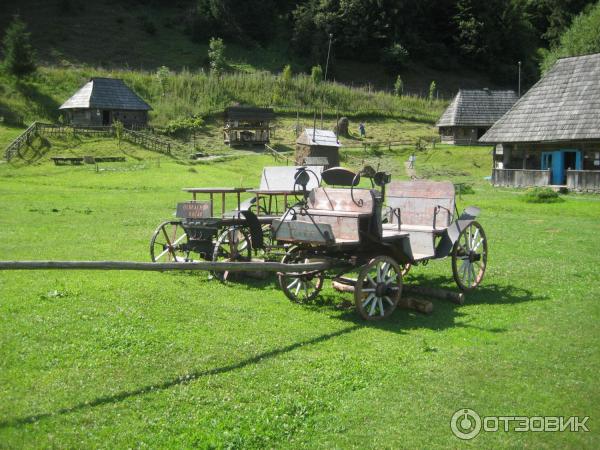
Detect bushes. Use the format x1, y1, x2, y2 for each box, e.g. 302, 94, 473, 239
523, 187, 564, 203
164, 116, 205, 137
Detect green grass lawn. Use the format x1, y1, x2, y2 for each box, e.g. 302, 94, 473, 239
0, 137, 599, 448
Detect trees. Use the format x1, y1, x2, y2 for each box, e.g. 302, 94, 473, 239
208, 37, 226, 75
394, 76, 404, 96
540, 1, 600, 72
1, 15, 36, 77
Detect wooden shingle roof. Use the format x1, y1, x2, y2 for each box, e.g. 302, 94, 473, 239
436, 89, 517, 128
59, 78, 151, 111
225, 107, 274, 121
480, 53, 600, 143
296, 128, 341, 147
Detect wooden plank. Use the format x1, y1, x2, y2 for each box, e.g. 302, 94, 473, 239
176, 201, 212, 219
272, 219, 334, 243
0, 260, 333, 273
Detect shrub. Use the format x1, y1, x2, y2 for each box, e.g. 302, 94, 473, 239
523, 187, 564, 203
164, 115, 204, 137
281, 65, 293, 85
310, 65, 323, 84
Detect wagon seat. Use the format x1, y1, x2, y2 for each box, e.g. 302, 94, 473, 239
384, 180, 455, 261
296, 186, 383, 244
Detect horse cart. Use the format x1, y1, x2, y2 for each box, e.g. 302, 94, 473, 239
149, 166, 324, 280
271, 167, 488, 320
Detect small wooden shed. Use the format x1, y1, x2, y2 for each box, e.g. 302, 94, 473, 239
223, 107, 274, 146
59, 78, 151, 128
437, 89, 517, 145
295, 128, 341, 168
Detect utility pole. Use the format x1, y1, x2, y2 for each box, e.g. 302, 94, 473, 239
324, 33, 333, 82
518, 61, 522, 97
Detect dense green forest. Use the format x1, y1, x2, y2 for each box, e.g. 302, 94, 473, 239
1, 0, 599, 88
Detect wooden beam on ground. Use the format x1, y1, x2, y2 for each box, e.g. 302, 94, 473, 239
403, 284, 465, 305
0, 260, 332, 273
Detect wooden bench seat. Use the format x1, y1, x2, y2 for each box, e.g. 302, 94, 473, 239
382, 223, 446, 234
304, 208, 371, 218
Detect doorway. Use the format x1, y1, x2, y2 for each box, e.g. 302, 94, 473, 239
102, 110, 111, 126
541, 150, 582, 185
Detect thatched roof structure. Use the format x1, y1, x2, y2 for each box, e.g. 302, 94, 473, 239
297, 128, 341, 147
225, 107, 274, 121
60, 78, 151, 111
437, 89, 517, 127
480, 53, 600, 143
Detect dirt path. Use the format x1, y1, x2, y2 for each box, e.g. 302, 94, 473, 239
404, 161, 416, 178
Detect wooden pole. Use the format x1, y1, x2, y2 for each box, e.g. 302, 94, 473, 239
0, 260, 333, 273
403, 284, 465, 305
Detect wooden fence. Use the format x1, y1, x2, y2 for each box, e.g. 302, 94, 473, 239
4, 123, 171, 161
566, 170, 600, 192
264, 144, 289, 164
492, 169, 551, 187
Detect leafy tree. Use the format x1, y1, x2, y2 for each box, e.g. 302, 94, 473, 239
540, 1, 600, 72
208, 37, 226, 75
1, 15, 36, 77
155, 65, 170, 96
381, 43, 410, 72
311, 65, 323, 84
113, 120, 124, 149
281, 64, 293, 85
393, 75, 404, 96
429, 81, 437, 101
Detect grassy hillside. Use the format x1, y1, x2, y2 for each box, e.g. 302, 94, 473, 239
0, 67, 447, 128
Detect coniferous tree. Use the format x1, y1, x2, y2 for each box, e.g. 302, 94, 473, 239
2, 15, 36, 77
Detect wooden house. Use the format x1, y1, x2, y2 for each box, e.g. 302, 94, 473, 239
295, 128, 341, 168
59, 78, 151, 128
223, 107, 274, 146
437, 89, 517, 145
480, 53, 600, 192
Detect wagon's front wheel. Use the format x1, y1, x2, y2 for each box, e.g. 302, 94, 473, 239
150, 221, 189, 262
278, 246, 324, 303
355, 256, 402, 320
451, 221, 488, 291
212, 226, 252, 281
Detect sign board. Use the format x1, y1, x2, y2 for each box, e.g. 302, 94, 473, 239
495, 144, 504, 155
272, 219, 334, 244
176, 201, 212, 219
303, 156, 329, 166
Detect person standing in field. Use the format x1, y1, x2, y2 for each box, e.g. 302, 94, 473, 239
359, 122, 366, 138
408, 153, 415, 169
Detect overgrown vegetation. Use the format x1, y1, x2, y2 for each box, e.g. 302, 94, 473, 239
522, 186, 564, 203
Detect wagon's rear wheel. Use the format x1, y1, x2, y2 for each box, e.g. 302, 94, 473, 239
354, 256, 402, 320
278, 246, 324, 303
211, 226, 252, 281
150, 221, 189, 262
451, 221, 487, 291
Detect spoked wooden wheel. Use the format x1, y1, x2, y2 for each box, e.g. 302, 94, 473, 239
278, 246, 324, 303
211, 226, 252, 281
150, 221, 189, 262
354, 256, 402, 320
452, 221, 487, 291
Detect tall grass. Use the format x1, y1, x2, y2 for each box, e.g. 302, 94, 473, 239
0, 67, 447, 128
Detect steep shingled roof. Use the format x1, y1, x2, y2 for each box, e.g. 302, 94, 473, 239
436, 89, 517, 128
296, 128, 342, 147
225, 107, 274, 121
480, 53, 600, 143
59, 78, 151, 111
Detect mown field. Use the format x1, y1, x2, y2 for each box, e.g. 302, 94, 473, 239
0, 134, 599, 448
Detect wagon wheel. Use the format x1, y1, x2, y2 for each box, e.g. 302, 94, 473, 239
211, 226, 252, 281
278, 246, 324, 303
451, 221, 488, 291
354, 256, 402, 320
150, 221, 189, 262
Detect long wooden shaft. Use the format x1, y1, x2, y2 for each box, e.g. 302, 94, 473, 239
0, 260, 332, 273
